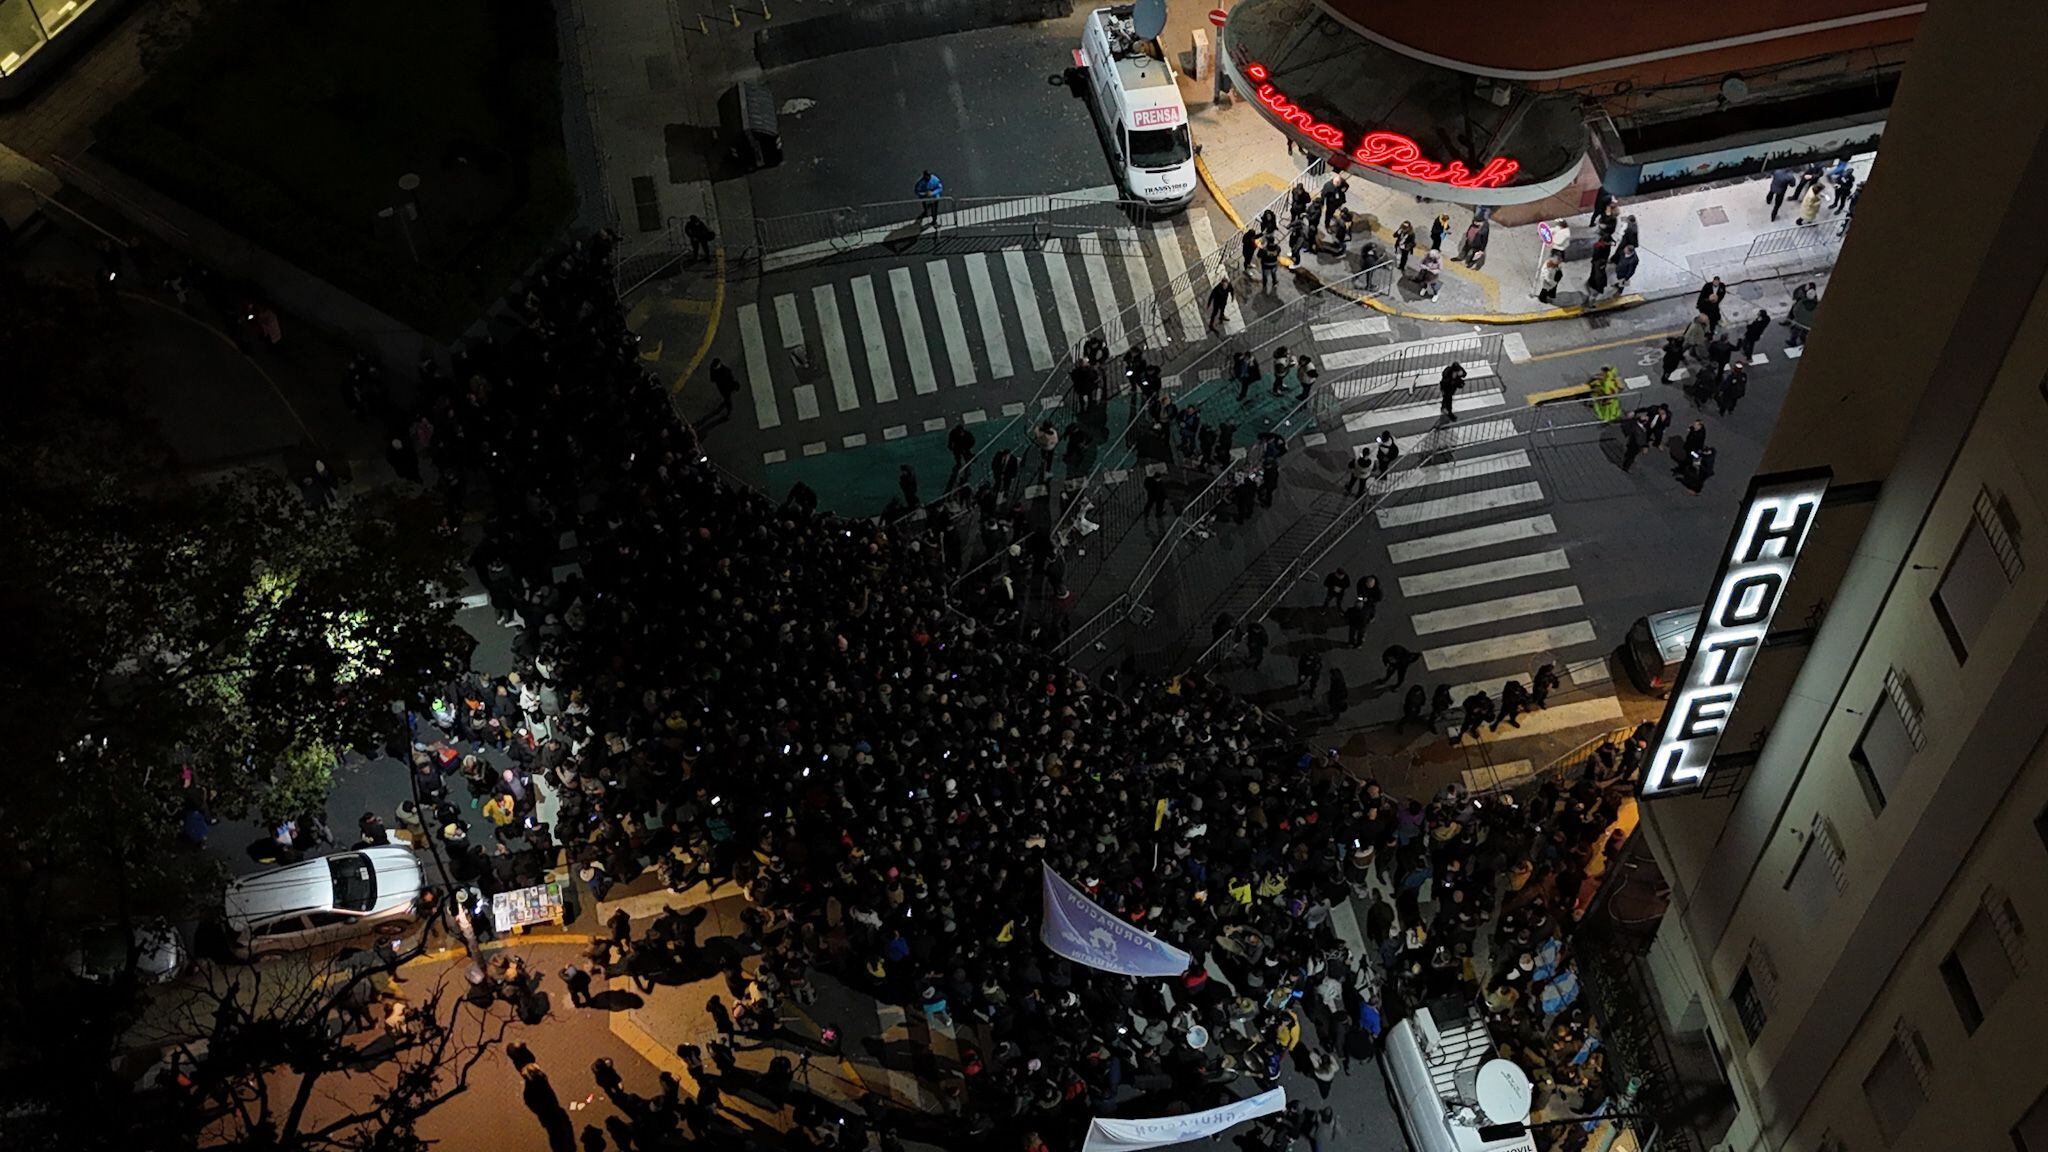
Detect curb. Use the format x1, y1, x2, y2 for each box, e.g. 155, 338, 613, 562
1193, 152, 1652, 328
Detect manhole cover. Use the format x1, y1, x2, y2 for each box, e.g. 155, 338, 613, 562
1697, 206, 1730, 226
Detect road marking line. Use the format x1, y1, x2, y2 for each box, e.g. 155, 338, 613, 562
792, 384, 820, 421
1378, 480, 1545, 529
1423, 621, 1599, 671
1669, 365, 1691, 382
1080, 238, 1123, 349
1748, 351, 1770, 364
1453, 694, 1623, 742
842, 432, 867, 448
1343, 387, 1505, 432
1041, 249, 1086, 357
963, 409, 987, 424
1388, 514, 1558, 565
802, 441, 827, 456
812, 284, 859, 412
850, 275, 899, 404
1005, 248, 1056, 371
773, 293, 804, 351
1330, 359, 1495, 392
1624, 374, 1651, 390
888, 267, 939, 396
1450, 673, 1531, 703
762, 448, 787, 464
1311, 316, 1391, 342
1153, 217, 1199, 340
1119, 226, 1164, 348
1396, 416, 1518, 455
926, 260, 977, 387
1784, 345, 1804, 358
1186, 208, 1243, 333
1397, 449, 1531, 491
737, 303, 782, 430
1461, 759, 1535, 794
883, 424, 908, 440
1002, 402, 1025, 416
1303, 432, 1328, 446
1502, 332, 1532, 363
922, 416, 948, 432
1399, 549, 1571, 597
1568, 656, 1613, 686
1412, 585, 1584, 635
963, 253, 1014, 380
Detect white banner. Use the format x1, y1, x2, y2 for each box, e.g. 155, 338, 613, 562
1080, 1089, 1287, 1152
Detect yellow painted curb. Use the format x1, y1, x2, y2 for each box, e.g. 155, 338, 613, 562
1193, 154, 1649, 327
1527, 383, 1597, 406
673, 245, 727, 396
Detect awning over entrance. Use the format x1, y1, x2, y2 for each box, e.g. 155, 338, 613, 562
1220, 0, 1588, 206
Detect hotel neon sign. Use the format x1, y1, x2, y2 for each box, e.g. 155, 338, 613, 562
1244, 63, 1522, 190
1639, 469, 1833, 798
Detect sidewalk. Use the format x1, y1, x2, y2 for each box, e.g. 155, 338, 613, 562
1190, 90, 1864, 324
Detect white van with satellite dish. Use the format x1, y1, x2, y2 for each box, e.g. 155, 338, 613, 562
1078, 2, 1197, 211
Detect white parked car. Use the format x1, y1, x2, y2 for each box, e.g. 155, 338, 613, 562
224, 846, 425, 960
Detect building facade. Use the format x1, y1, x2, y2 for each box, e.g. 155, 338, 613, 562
1625, 0, 2048, 1149
0, 0, 126, 99
1218, 0, 1916, 209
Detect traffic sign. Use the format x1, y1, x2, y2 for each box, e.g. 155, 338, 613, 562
1536, 221, 1554, 246
1209, 7, 1229, 26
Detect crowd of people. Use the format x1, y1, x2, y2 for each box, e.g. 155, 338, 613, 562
306, 230, 1657, 1152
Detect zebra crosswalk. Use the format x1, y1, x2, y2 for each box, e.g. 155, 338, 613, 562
728, 208, 1238, 457
1301, 322, 1621, 742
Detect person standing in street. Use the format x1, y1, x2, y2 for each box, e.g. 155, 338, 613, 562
1326, 670, 1350, 717
1244, 620, 1268, 666
1717, 361, 1749, 416
1345, 600, 1369, 648
1532, 663, 1560, 708
898, 464, 920, 509
1297, 651, 1324, 696
1271, 346, 1295, 397
1793, 161, 1824, 202
705, 995, 735, 1041
1429, 212, 1452, 252
1322, 566, 1351, 609
1439, 362, 1468, 421
685, 215, 716, 260
561, 962, 594, 1007
1536, 257, 1563, 303
1257, 235, 1281, 293
1393, 221, 1417, 273
1495, 679, 1531, 731
1345, 448, 1370, 496
1766, 167, 1796, 221
1796, 181, 1824, 226
1397, 684, 1428, 733
913, 170, 944, 226
1694, 277, 1726, 332
1240, 226, 1259, 275
1143, 472, 1169, 517
1585, 257, 1608, 298
947, 421, 976, 478
1206, 279, 1234, 332
1458, 691, 1495, 741
1659, 335, 1685, 383
1381, 644, 1420, 687
1374, 431, 1400, 477
1621, 412, 1646, 472
707, 357, 741, 422
1740, 309, 1771, 358
1612, 245, 1638, 295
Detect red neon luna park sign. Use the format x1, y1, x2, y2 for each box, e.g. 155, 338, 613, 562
1245, 63, 1522, 190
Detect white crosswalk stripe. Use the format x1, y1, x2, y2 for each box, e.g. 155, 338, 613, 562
793, 383, 820, 421
849, 275, 898, 404
774, 293, 804, 352
1396, 449, 1531, 492
1041, 249, 1086, 356
1396, 416, 1518, 455
1387, 514, 1557, 564
1120, 227, 1165, 350
1080, 239, 1123, 349
812, 284, 859, 412
1186, 208, 1244, 334
1377, 480, 1545, 529
1423, 621, 1598, 672
1411, 585, 1584, 636
1344, 388, 1505, 432
1399, 549, 1570, 597
737, 303, 782, 429
926, 260, 977, 387
888, 266, 939, 396
1153, 218, 1200, 339
1002, 249, 1055, 371
963, 253, 1015, 381
1312, 316, 1391, 342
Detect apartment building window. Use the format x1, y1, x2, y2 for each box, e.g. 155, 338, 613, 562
1942, 901, 2024, 1035
1863, 1027, 1932, 1145
1730, 940, 1779, 1044
1851, 669, 1924, 814
1931, 489, 2024, 663
1730, 966, 1768, 1042
2014, 1084, 2048, 1152
1786, 815, 1847, 926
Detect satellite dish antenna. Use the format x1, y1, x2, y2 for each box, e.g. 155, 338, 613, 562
1132, 0, 1167, 40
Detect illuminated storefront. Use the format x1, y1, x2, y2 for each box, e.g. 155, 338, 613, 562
1220, 0, 1916, 205
0, 0, 122, 99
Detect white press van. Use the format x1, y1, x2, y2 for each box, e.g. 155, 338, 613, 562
1079, 6, 1197, 210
